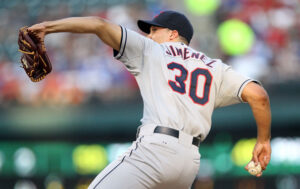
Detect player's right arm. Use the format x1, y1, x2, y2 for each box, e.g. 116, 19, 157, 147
242, 82, 271, 177
28, 17, 122, 51
215, 63, 271, 177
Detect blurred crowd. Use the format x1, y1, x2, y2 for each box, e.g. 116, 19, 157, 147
0, 0, 299, 107
0, 0, 147, 107
218, 0, 300, 83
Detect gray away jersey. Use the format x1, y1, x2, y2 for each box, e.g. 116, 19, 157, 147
114, 26, 256, 141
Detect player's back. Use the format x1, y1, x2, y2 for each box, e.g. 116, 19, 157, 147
136, 41, 252, 140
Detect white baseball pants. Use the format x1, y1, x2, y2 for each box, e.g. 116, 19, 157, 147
88, 125, 201, 189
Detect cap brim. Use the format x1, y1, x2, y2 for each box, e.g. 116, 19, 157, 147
137, 20, 164, 34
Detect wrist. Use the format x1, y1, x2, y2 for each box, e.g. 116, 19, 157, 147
257, 135, 271, 142
43, 21, 52, 34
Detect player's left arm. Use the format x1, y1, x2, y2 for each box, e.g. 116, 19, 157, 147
28, 17, 121, 51
241, 82, 271, 177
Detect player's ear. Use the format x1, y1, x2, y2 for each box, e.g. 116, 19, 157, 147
170, 30, 179, 40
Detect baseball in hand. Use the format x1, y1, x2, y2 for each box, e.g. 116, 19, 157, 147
247, 161, 262, 176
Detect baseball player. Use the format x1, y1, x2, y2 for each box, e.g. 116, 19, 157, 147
28, 10, 271, 189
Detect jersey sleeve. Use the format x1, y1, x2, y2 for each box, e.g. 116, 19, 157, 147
215, 63, 260, 108
113, 26, 154, 76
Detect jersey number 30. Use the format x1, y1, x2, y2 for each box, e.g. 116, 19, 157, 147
167, 62, 212, 105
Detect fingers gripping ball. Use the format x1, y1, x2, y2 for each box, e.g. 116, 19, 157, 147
18, 26, 52, 82
247, 161, 262, 176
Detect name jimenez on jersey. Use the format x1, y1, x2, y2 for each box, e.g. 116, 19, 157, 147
164, 44, 216, 68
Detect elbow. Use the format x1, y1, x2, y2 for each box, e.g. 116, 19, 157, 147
250, 88, 270, 105
257, 88, 269, 103
242, 82, 270, 104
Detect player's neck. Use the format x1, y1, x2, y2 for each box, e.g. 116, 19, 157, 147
167, 38, 188, 45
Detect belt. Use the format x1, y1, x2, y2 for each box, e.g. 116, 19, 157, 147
154, 126, 201, 147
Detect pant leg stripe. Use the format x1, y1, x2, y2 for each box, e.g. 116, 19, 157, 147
93, 137, 143, 188
93, 156, 126, 189
129, 136, 143, 157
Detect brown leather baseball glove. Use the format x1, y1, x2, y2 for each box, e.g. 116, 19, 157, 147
18, 26, 52, 82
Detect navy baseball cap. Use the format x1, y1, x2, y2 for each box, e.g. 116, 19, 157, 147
137, 10, 194, 43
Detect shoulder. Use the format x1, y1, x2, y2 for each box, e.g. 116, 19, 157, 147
119, 26, 160, 52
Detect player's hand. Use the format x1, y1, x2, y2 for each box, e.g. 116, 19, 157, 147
245, 140, 271, 177
28, 23, 47, 43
